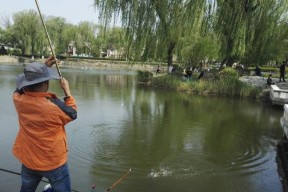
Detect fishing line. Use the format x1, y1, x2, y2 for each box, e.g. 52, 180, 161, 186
34, 0, 62, 77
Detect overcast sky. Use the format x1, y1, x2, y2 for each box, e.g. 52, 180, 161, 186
0, 0, 100, 25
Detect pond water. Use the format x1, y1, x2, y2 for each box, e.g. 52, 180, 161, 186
0, 64, 285, 192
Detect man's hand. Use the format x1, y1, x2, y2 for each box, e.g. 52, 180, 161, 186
45, 56, 59, 67
60, 77, 71, 97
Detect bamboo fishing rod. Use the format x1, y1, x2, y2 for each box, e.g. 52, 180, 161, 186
34, 0, 62, 77
105, 168, 132, 192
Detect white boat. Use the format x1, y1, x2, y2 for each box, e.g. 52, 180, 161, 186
278, 104, 288, 191
270, 85, 288, 106
281, 105, 288, 137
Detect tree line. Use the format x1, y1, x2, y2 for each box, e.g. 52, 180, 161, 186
93, 0, 288, 68
0, 10, 125, 59
1, 0, 288, 69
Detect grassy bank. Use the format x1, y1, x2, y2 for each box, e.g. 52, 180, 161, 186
138, 67, 263, 99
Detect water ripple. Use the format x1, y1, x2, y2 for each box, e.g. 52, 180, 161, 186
220, 135, 276, 176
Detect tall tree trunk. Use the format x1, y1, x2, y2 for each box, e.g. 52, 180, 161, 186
167, 42, 175, 67
31, 39, 35, 56
21, 46, 25, 56
167, 42, 175, 73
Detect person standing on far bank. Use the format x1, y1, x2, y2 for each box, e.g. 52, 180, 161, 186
280, 61, 286, 82
12, 56, 77, 192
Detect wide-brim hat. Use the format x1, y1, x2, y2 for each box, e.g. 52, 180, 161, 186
16, 62, 60, 90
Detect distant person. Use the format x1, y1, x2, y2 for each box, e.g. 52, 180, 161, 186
279, 61, 286, 82
254, 66, 262, 76
156, 64, 161, 75
186, 66, 193, 80
198, 70, 204, 80
0, 45, 7, 55
182, 68, 188, 81
267, 74, 274, 85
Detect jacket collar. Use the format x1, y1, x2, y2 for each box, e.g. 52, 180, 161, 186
23, 91, 58, 99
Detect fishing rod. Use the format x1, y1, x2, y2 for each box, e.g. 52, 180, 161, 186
34, 0, 62, 77
1, 165, 131, 192
90, 169, 132, 192
105, 168, 132, 192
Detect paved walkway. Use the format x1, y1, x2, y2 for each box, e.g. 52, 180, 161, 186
239, 76, 288, 89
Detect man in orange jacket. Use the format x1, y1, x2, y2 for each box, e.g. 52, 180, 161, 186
13, 56, 77, 192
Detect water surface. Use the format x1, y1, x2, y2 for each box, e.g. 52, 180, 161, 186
0, 64, 284, 192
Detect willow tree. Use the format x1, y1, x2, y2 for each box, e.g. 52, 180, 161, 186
94, 0, 207, 69
12, 10, 42, 55
0, 27, 5, 43
216, 0, 288, 66
245, 0, 288, 65
215, 0, 259, 66
75, 21, 98, 56
45, 16, 67, 55
177, 0, 219, 67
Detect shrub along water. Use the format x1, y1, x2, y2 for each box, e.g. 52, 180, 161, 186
148, 68, 262, 99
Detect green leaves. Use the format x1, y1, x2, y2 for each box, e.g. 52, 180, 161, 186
216, 0, 288, 66
1, 0, 288, 66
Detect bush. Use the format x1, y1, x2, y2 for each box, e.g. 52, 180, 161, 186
151, 75, 181, 90
240, 84, 262, 99
137, 70, 153, 83
217, 68, 239, 80
149, 67, 263, 99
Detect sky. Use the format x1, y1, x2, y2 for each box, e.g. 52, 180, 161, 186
0, 0, 100, 25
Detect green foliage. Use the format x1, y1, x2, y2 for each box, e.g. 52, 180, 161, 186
212, 78, 242, 97
239, 84, 262, 99
94, 0, 207, 66
45, 16, 67, 55
179, 32, 220, 66
151, 75, 182, 90
1, 0, 288, 67
217, 67, 239, 80
0, 10, 128, 58
74, 21, 98, 56
151, 68, 262, 99
96, 26, 126, 59
10, 49, 21, 55
0, 27, 4, 43
189, 80, 213, 94
216, 0, 288, 66
137, 70, 153, 83
11, 10, 42, 55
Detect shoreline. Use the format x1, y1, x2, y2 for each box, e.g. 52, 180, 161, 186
0, 55, 160, 72
0, 55, 19, 64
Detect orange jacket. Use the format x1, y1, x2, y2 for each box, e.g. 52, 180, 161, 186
13, 90, 77, 171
